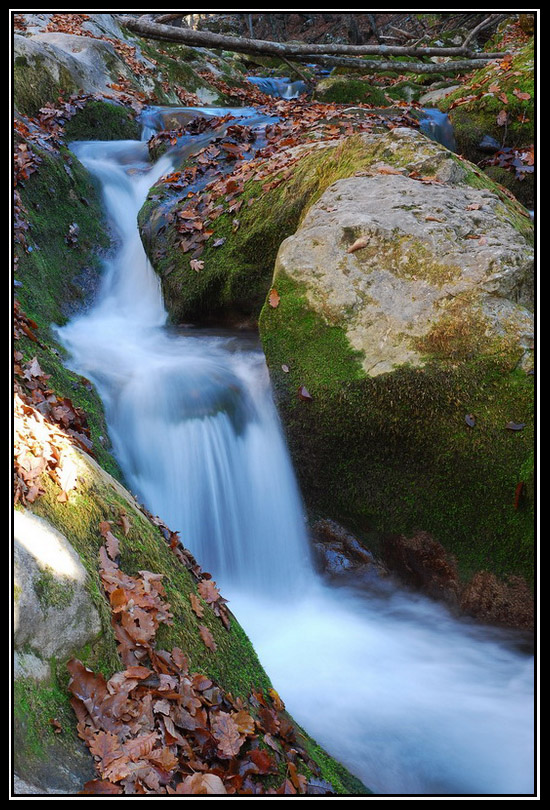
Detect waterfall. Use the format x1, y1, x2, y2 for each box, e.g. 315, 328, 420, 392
57, 125, 534, 796
246, 76, 308, 98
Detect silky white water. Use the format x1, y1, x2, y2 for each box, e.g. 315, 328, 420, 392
58, 133, 535, 796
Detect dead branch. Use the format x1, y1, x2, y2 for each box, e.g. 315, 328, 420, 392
118, 15, 508, 62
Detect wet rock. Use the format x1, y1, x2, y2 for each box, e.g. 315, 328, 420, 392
381, 531, 460, 604
418, 84, 460, 106
311, 518, 387, 579
459, 571, 534, 629
478, 134, 501, 153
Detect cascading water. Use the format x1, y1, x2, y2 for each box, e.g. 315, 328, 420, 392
57, 115, 534, 796
246, 75, 308, 98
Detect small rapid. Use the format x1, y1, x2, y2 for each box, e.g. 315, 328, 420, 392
57, 115, 534, 796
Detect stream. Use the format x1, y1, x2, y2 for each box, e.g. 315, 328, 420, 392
56, 97, 535, 795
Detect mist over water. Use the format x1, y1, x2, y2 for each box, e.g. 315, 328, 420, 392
58, 128, 535, 796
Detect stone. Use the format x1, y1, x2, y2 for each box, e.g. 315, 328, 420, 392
478, 134, 501, 153
274, 140, 533, 376
14, 509, 101, 664
418, 84, 460, 105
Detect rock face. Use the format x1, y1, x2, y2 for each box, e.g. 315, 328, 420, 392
13, 30, 155, 116
274, 136, 533, 377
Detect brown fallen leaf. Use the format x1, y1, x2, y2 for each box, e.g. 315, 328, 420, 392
211, 711, 244, 758
347, 236, 370, 254
268, 288, 280, 308
189, 592, 204, 618
497, 110, 508, 127
198, 578, 221, 604
199, 624, 217, 652
298, 385, 313, 402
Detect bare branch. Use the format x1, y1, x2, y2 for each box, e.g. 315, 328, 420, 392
118, 16, 508, 61
462, 13, 508, 49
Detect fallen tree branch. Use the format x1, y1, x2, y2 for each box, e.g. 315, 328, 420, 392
279, 55, 312, 86
291, 53, 501, 74
462, 13, 508, 48
118, 15, 508, 61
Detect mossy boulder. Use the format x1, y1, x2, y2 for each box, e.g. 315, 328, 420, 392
258, 136, 534, 624
140, 126, 533, 328
13, 31, 154, 117
313, 77, 389, 105
64, 99, 140, 142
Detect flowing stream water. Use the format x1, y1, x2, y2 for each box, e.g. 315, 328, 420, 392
57, 109, 535, 796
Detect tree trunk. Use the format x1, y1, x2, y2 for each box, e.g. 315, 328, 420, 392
118, 16, 508, 61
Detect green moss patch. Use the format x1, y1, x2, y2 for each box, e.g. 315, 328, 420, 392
314, 77, 389, 105
64, 100, 140, 142
15, 143, 121, 479
14, 54, 79, 117
439, 39, 534, 168
260, 273, 534, 588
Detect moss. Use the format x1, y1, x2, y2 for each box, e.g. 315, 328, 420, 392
483, 165, 534, 209
314, 77, 389, 105
15, 143, 121, 479
385, 80, 426, 102
131, 36, 232, 104
348, 229, 463, 286
141, 135, 391, 324
260, 273, 534, 589
439, 39, 534, 167
34, 566, 75, 611
412, 296, 522, 362
64, 100, 140, 142
14, 54, 79, 117
22, 450, 365, 793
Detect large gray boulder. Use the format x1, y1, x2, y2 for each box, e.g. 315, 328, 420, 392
274, 137, 534, 376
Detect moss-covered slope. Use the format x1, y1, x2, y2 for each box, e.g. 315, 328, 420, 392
15, 450, 367, 794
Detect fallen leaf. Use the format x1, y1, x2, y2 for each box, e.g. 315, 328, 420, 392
199, 624, 217, 652
465, 414, 476, 427
268, 288, 280, 308
347, 236, 370, 254
505, 421, 526, 431
190, 259, 204, 272
497, 110, 509, 127
211, 711, 244, 758
298, 385, 313, 402
189, 592, 204, 618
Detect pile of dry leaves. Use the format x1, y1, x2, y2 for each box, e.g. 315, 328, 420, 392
70, 521, 336, 795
